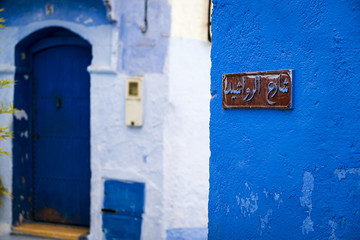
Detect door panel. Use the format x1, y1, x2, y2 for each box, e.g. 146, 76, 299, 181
32, 45, 91, 226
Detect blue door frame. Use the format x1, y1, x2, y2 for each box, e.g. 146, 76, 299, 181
13, 27, 92, 226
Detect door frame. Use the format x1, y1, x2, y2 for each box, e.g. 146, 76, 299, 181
13, 27, 92, 226
7, 20, 117, 238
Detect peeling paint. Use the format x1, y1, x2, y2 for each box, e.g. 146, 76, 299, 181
75, 15, 83, 22
274, 193, 283, 208
237, 191, 259, 217
300, 172, 313, 209
328, 220, 337, 240
274, 193, 280, 201
302, 216, 314, 235
14, 110, 28, 120
19, 212, 24, 223
35, 207, 70, 224
20, 131, 28, 138
334, 168, 360, 181
263, 189, 269, 198
84, 18, 93, 24
33, 12, 43, 21
260, 209, 272, 236
300, 172, 314, 235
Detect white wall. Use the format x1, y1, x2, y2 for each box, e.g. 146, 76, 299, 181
0, 19, 167, 240
90, 71, 168, 240
164, 0, 210, 236
0, 1, 211, 240
170, 0, 210, 42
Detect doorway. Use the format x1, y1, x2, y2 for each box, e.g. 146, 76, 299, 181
13, 27, 92, 227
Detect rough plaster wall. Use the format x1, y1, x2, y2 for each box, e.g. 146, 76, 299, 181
0, 0, 170, 239
0, 68, 14, 237
1, 0, 108, 27
209, 0, 360, 239
169, 0, 209, 42
115, 0, 170, 75
0, 1, 110, 237
164, 0, 210, 239
0, 9, 113, 240
99, 1, 171, 239
91, 72, 168, 240
164, 38, 210, 227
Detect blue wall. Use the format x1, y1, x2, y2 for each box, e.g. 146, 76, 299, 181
1, 0, 108, 26
209, 0, 360, 239
166, 228, 207, 240
114, 0, 170, 74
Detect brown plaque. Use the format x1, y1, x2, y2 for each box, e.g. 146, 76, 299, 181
222, 70, 293, 109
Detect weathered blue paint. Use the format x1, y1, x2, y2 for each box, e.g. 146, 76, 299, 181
1, 0, 170, 75
166, 228, 207, 240
209, 0, 360, 239
32, 36, 91, 225
13, 28, 91, 226
114, 0, 171, 74
103, 180, 145, 216
103, 214, 142, 240
12, 60, 32, 226
0, 0, 108, 27
102, 180, 145, 239
4, 0, 171, 237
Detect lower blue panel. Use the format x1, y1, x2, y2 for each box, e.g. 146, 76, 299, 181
103, 213, 142, 240
166, 228, 208, 240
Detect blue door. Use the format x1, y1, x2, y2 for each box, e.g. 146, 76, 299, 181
31, 35, 91, 226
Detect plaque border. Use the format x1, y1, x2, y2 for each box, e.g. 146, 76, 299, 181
222, 69, 293, 109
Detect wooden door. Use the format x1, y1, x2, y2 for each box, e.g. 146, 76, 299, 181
31, 37, 91, 226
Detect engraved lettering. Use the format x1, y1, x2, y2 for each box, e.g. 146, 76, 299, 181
225, 81, 242, 95
222, 70, 292, 109
266, 82, 277, 105
278, 74, 289, 93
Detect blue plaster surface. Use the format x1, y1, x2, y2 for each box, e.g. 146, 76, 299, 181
1, 0, 170, 74
166, 228, 207, 240
0, 0, 108, 26
209, 0, 360, 239
114, 0, 170, 74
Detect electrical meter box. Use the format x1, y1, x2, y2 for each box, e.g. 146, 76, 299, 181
126, 76, 143, 126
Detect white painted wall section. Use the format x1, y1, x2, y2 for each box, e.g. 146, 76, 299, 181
164, 0, 211, 234
169, 0, 209, 41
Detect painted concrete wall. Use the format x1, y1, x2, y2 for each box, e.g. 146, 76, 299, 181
0, 0, 119, 238
0, 0, 210, 239
209, 0, 360, 239
164, 0, 210, 239
0, 0, 168, 239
